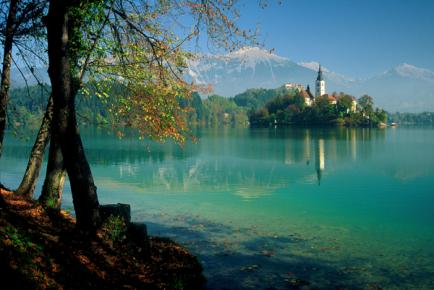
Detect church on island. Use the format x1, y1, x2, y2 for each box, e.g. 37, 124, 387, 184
284, 65, 357, 112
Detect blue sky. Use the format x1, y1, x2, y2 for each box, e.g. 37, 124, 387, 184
217, 0, 434, 78
8, 0, 434, 80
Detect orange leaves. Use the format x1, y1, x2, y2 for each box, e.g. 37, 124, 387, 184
77, 253, 91, 266
78, 0, 258, 144
116, 130, 125, 138
3, 237, 13, 247
50, 262, 60, 273
105, 82, 192, 145
32, 255, 43, 264
0, 188, 13, 196
0, 189, 204, 289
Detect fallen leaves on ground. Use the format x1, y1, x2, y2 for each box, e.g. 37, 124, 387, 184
0, 188, 205, 289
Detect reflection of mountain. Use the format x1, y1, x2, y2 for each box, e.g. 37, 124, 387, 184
2, 128, 386, 197
93, 128, 385, 193
147, 158, 279, 199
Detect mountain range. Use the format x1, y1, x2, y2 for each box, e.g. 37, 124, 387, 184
11, 66, 50, 89
10, 47, 434, 113
187, 47, 434, 112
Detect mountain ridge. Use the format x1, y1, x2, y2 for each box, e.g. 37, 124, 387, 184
187, 47, 434, 112
9, 47, 434, 112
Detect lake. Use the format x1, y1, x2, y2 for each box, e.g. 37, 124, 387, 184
1, 127, 434, 289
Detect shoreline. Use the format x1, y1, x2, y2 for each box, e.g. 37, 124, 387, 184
0, 188, 205, 289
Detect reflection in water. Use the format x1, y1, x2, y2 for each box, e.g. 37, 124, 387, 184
279, 128, 384, 185
101, 127, 385, 194
315, 138, 325, 185
350, 128, 357, 160
3, 127, 434, 290
303, 129, 311, 163
1, 127, 386, 197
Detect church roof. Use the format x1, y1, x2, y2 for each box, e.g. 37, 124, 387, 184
300, 90, 309, 99
327, 95, 336, 102
316, 65, 324, 81
305, 86, 315, 100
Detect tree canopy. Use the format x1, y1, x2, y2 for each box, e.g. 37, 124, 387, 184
0, 0, 268, 228
42, 0, 261, 228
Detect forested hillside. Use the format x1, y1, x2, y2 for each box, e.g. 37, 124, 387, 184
9, 84, 411, 131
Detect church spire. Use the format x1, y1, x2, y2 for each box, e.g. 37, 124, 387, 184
315, 63, 325, 97
317, 64, 324, 81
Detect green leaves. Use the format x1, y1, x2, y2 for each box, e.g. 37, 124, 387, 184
63, 0, 257, 144
100, 215, 127, 246
0, 225, 43, 254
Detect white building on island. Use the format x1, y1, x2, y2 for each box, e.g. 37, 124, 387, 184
284, 63, 357, 110
284, 83, 304, 91
315, 64, 325, 97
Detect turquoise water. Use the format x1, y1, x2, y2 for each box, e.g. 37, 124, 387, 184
1, 127, 434, 289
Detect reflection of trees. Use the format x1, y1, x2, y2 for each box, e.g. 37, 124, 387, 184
1, 141, 33, 159
1, 128, 193, 163
277, 127, 386, 184
146, 157, 283, 199
139, 127, 387, 193
4, 127, 387, 194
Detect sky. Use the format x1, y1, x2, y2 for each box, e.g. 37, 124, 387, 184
6, 0, 434, 81
216, 0, 434, 79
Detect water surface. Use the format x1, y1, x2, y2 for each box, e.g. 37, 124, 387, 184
1, 127, 434, 289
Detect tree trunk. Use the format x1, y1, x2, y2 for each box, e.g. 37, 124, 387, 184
0, 0, 18, 157
46, 0, 100, 230
15, 95, 54, 197
39, 129, 65, 209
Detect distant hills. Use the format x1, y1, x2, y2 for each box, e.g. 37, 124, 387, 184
187, 47, 434, 112
9, 47, 434, 112
353, 64, 434, 112
10, 67, 50, 88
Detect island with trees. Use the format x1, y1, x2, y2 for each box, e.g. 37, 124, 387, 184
6, 83, 389, 132
247, 88, 388, 128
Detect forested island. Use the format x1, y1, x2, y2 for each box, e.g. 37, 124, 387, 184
247, 89, 387, 127
8, 84, 389, 132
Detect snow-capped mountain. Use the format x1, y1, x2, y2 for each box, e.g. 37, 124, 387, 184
187, 47, 434, 112
187, 47, 313, 96
187, 47, 356, 97
8, 47, 434, 112
351, 64, 434, 112
298, 61, 357, 87
391, 63, 434, 81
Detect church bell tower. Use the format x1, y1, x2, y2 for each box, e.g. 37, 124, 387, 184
315, 64, 325, 97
